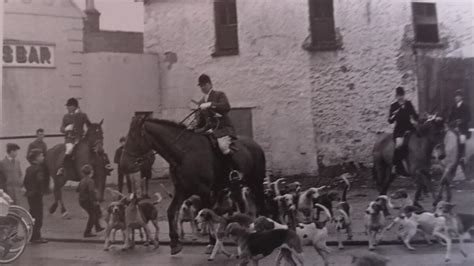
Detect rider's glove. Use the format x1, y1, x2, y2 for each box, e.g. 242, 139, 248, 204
199, 102, 212, 110
65, 124, 74, 131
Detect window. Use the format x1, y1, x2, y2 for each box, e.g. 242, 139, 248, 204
308, 0, 338, 49
213, 0, 239, 56
412, 2, 439, 43
228, 108, 253, 138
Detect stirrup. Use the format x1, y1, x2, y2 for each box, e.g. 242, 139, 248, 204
229, 170, 243, 182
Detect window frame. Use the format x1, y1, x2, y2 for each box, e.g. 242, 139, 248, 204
411, 2, 440, 45
212, 0, 239, 57
306, 0, 341, 51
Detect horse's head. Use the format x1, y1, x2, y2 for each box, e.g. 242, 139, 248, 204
120, 115, 153, 174
85, 119, 104, 150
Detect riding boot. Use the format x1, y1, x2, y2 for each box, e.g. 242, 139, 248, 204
459, 143, 466, 163
393, 148, 409, 177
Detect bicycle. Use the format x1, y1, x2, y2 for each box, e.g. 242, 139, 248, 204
0, 205, 34, 264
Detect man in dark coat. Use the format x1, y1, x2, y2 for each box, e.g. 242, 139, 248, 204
448, 90, 471, 163
114, 137, 131, 193
388, 87, 419, 176
24, 149, 49, 243
27, 129, 47, 163
195, 74, 240, 175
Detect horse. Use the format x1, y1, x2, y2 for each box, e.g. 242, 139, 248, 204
372, 115, 446, 206
434, 124, 474, 205
45, 120, 105, 217
120, 115, 267, 255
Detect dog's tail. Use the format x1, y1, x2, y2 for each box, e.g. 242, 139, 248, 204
159, 183, 173, 198
153, 192, 163, 204
377, 195, 394, 209
314, 203, 332, 221
271, 178, 285, 196
341, 174, 351, 202
106, 187, 125, 199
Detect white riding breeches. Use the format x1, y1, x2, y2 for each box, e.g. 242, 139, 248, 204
460, 134, 467, 144
217, 136, 232, 155
395, 137, 404, 149
65, 143, 74, 155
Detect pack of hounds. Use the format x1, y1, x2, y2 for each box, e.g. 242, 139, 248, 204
101, 173, 474, 266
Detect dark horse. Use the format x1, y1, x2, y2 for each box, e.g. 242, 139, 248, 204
120, 116, 266, 255
372, 115, 446, 206
45, 120, 106, 217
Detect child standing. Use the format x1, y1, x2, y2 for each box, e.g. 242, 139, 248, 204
23, 149, 48, 244
77, 165, 104, 237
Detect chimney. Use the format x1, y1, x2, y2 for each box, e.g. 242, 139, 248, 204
84, 0, 100, 32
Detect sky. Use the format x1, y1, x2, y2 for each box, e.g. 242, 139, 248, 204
73, 0, 144, 32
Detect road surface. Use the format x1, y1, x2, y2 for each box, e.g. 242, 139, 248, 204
11, 241, 474, 266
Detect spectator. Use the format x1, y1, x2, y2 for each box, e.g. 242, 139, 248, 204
27, 129, 47, 163
77, 165, 104, 237
1, 143, 22, 204
24, 149, 48, 244
114, 137, 131, 194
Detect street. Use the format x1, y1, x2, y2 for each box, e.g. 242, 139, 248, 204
11, 241, 474, 266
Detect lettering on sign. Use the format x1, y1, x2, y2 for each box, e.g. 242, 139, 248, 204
3, 42, 55, 68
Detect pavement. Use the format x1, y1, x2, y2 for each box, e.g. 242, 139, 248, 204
11, 241, 474, 266
11, 176, 474, 246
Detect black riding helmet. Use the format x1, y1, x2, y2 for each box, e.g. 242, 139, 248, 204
66, 97, 79, 107
395, 86, 405, 96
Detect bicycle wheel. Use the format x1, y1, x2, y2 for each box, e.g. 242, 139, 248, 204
0, 214, 28, 264
8, 206, 34, 242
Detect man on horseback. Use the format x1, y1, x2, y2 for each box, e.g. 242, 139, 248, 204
448, 90, 471, 164
57, 98, 91, 176
388, 86, 419, 176
195, 74, 241, 177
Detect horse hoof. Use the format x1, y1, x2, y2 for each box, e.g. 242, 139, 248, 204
369, 247, 375, 251
170, 243, 183, 255
338, 246, 344, 250
207, 258, 214, 262
445, 258, 450, 262
103, 247, 109, 251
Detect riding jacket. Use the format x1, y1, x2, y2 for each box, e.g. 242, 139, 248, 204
449, 101, 471, 136
196, 90, 235, 138
60, 109, 91, 142
388, 100, 419, 138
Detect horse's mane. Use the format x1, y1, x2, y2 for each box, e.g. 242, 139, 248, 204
145, 118, 188, 130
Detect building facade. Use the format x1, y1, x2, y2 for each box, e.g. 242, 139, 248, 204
143, 0, 473, 175
2, 0, 159, 179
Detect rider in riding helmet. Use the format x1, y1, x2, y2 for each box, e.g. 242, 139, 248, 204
388, 86, 419, 176
57, 98, 91, 175
195, 74, 240, 177
448, 89, 471, 164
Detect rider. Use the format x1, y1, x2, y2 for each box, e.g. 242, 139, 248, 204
195, 74, 241, 177
388, 86, 419, 176
448, 89, 471, 163
57, 98, 91, 175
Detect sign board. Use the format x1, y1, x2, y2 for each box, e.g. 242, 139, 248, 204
3, 41, 55, 68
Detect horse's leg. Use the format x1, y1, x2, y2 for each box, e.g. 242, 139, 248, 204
168, 191, 184, 255
49, 175, 60, 214
381, 168, 394, 195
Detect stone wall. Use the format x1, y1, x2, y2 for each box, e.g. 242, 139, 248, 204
143, 0, 473, 173
144, 0, 319, 175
